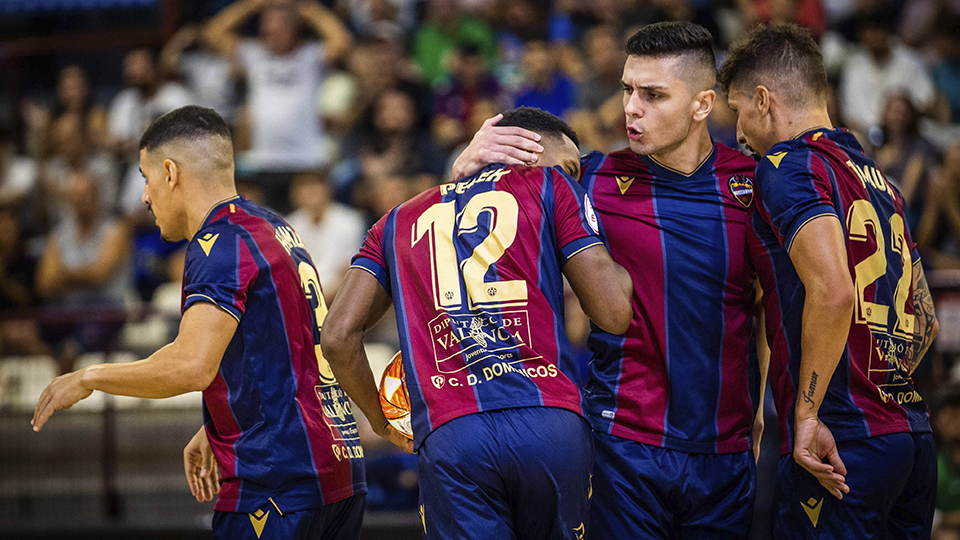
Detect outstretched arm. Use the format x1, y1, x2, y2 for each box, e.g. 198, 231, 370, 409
32, 303, 235, 430
321, 268, 413, 453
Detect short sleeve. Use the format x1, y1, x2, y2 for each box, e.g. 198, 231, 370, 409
756, 149, 839, 252
182, 225, 258, 322
351, 213, 391, 295
550, 167, 604, 261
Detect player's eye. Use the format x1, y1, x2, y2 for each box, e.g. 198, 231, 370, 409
622, 85, 633, 94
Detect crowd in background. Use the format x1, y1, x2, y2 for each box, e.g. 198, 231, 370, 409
1, 0, 960, 531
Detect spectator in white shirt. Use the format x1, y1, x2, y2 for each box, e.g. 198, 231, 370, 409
205, 0, 352, 212
285, 171, 366, 300
839, 14, 937, 135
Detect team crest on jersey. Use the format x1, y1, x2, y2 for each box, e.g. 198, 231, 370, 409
584, 195, 599, 234
728, 175, 754, 207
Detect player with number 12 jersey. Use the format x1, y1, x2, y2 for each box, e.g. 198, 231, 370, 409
344, 107, 632, 540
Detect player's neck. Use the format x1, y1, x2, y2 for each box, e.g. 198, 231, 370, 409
776, 107, 834, 145
649, 125, 714, 176
186, 185, 239, 241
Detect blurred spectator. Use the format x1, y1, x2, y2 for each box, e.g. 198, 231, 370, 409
916, 143, 960, 269
23, 65, 108, 161
0, 205, 49, 358
0, 205, 37, 311
933, 387, 960, 540
839, 14, 937, 134
345, 34, 430, 131
493, 0, 549, 89
513, 40, 576, 118
340, 88, 446, 194
0, 126, 36, 207
873, 94, 940, 215
107, 48, 195, 160
340, 0, 418, 36
932, 19, 960, 124
35, 171, 131, 306
576, 25, 625, 111
34, 172, 131, 366
285, 171, 366, 300
432, 43, 507, 148
39, 113, 120, 223
412, 0, 496, 86
205, 0, 352, 211
736, 0, 827, 37
159, 23, 239, 125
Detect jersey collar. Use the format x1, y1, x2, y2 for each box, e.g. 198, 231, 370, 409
200, 195, 242, 229
638, 143, 718, 182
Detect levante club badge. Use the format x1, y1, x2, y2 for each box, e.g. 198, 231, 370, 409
729, 175, 754, 207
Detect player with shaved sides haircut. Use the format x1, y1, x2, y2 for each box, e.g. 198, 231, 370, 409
721, 25, 938, 540
33, 106, 367, 540
452, 22, 769, 539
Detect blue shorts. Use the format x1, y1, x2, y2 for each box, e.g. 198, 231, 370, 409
418, 407, 593, 540
589, 431, 755, 540
773, 432, 936, 540
212, 494, 365, 540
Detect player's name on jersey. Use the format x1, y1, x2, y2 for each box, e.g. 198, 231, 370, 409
845, 160, 895, 200
275, 225, 307, 255
440, 167, 511, 196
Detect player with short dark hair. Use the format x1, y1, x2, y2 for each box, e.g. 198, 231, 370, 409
453, 22, 767, 540
321, 106, 633, 540
32, 105, 366, 540
721, 24, 939, 539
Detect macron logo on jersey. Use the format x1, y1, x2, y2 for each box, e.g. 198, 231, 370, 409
198, 233, 219, 256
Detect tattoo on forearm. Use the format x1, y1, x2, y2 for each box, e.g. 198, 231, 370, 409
802, 371, 819, 407
907, 271, 937, 374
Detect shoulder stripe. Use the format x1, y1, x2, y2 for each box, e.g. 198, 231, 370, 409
185, 293, 242, 323
785, 212, 841, 254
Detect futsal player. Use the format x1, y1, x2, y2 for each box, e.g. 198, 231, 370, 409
453, 23, 767, 539
720, 24, 939, 538
31, 106, 366, 540
321, 107, 633, 540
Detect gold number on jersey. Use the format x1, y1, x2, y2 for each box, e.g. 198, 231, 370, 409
846, 200, 913, 338
298, 261, 337, 384
413, 191, 528, 311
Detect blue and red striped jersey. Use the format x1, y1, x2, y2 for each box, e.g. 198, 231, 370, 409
181, 196, 365, 513
750, 128, 931, 456
353, 165, 603, 449
581, 144, 762, 454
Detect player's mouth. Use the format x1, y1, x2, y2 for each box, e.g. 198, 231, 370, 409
626, 126, 643, 141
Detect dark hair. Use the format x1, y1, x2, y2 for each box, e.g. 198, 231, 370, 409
139, 105, 232, 152
625, 22, 716, 80
498, 107, 579, 148
718, 24, 827, 106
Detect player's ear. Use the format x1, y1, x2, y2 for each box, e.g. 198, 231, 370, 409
755, 85, 771, 117
163, 158, 180, 191
693, 88, 716, 122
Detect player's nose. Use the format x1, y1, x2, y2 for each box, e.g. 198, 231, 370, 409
141, 185, 151, 207
624, 93, 642, 118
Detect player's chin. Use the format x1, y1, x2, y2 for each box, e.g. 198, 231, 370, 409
628, 140, 659, 156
